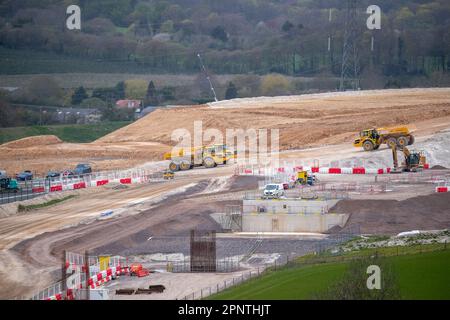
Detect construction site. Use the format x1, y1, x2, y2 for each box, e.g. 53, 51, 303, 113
0, 88, 449, 300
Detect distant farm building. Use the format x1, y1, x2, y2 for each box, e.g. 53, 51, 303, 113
116, 100, 142, 109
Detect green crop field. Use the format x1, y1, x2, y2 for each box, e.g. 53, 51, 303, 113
210, 246, 450, 300
0, 121, 131, 144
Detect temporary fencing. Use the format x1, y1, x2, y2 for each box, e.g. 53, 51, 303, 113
171, 257, 240, 273
1, 167, 165, 205
180, 227, 361, 300
30, 251, 129, 300
236, 163, 394, 177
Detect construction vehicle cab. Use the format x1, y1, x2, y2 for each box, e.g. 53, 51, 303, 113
296, 171, 315, 186
391, 145, 426, 173
0, 177, 19, 192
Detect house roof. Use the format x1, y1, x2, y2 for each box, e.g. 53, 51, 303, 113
116, 100, 141, 108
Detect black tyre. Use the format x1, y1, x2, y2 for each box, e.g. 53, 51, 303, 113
397, 136, 408, 148
408, 135, 415, 145
203, 157, 216, 168
363, 141, 374, 151
387, 137, 397, 149
180, 161, 191, 171
169, 162, 180, 172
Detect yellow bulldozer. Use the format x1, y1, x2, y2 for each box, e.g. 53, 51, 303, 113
163, 144, 236, 171
353, 126, 414, 151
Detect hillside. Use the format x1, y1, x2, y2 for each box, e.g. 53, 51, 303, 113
0, 0, 448, 87
98, 88, 450, 149
0, 122, 131, 144
1, 88, 450, 174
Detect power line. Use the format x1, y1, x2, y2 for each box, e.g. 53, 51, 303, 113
340, 0, 360, 91
197, 53, 218, 102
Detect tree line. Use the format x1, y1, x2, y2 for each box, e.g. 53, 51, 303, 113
0, 0, 448, 85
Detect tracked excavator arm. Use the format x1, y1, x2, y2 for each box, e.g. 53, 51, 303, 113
391, 144, 424, 173
391, 144, 399, 172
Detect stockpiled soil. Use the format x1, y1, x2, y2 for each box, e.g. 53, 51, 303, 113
99, 88, 450, 149
330, 193, 450, 235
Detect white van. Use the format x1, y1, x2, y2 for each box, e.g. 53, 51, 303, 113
263, 183, 285, 199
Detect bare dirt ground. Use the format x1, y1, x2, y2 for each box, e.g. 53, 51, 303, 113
0, 139, 171, 176
0, 173, 252, 299
1, 88, 450, 175
331, 192, 450, 235
1, 167, 449, 299
1, 88, 450, 299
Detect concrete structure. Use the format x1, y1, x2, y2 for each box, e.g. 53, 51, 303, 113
243, 198, 339, 215
241, 213, 348, 233
240, 198, 348, 233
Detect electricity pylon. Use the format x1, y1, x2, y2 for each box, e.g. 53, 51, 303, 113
340, 0, 360, 91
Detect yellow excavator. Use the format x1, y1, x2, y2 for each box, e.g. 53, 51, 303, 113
390, 145, 426, 173
353, 126, 414, 151
163, 144, 236, 171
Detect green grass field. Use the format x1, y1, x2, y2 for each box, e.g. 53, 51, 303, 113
0, 121, 131, 144
211, 246, 450, 300
18, 195, 76, 212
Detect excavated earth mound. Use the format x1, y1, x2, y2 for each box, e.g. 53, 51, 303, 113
330, 192, 450, 235
98, 88, 450, 150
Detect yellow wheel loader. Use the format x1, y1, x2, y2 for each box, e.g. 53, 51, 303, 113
163, 144, 236, 171
353, 126, 414, 151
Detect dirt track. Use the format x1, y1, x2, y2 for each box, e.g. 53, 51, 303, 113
0, 173, 256, 299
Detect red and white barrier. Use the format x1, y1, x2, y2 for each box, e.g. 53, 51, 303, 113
436, 186, 449, 193
87, 266, 129, 289
32, 187, 45, 193
46, 293, 63, 301
119, 178, 132, 184
50, 185, 63, 192
238, 165, 394, 176
95, 179, 109, 186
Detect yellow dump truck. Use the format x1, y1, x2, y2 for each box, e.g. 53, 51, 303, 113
163, 144, 236, 171
353, 126, 414, 151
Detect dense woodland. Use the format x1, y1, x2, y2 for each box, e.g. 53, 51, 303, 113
0, 0, 449, 79
0, 0, 449, 127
